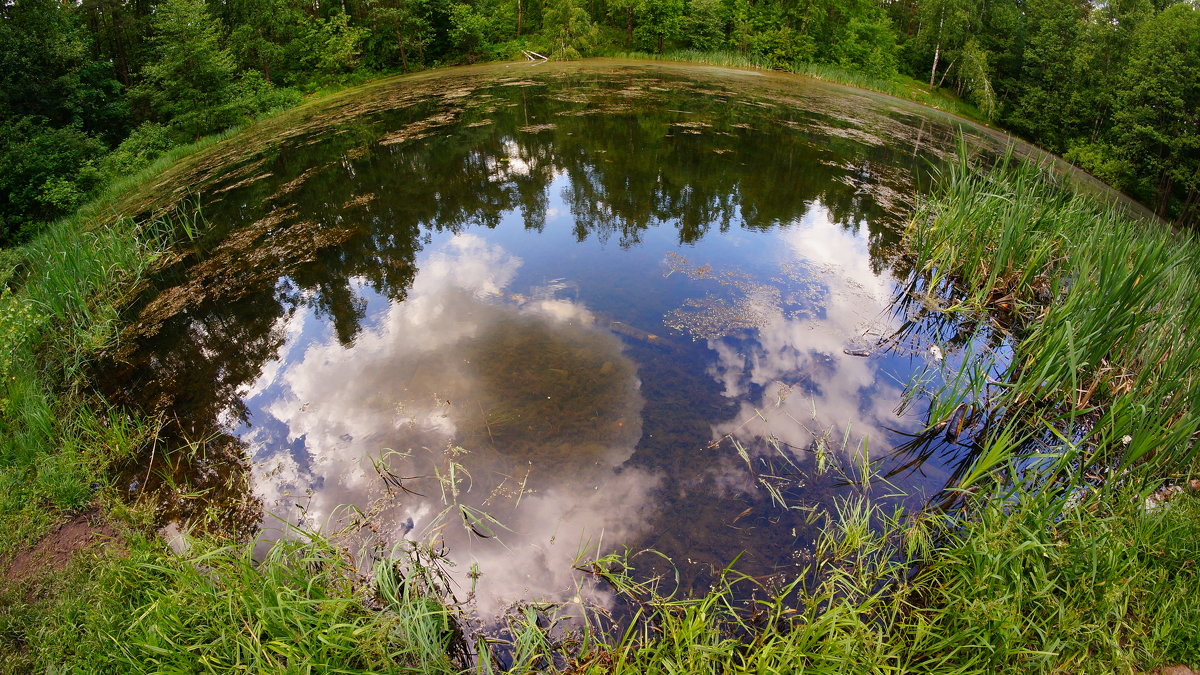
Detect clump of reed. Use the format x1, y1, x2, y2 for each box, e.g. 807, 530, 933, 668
905, 148, 1200, 485
0, 203, 201, 555
7, 474, 1198, 673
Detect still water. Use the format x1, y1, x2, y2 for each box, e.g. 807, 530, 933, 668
101, 60, 1014, 615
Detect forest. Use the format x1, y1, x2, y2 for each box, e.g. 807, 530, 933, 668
6, 0, 1200, 670
2, 0, 1198, 243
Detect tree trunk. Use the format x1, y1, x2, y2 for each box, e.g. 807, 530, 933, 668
626, 9, 633, 47
1156, 171, 1174, 219
929, 11, 944, 89
398, 30, 408, 71
936, 56, 956, 89
517, 0, 523, 36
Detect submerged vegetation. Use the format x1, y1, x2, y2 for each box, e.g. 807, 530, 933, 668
2, 93, 1199, 669
4, 0, 1199, 244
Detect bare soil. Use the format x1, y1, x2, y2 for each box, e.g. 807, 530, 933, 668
2, 509, 119, 584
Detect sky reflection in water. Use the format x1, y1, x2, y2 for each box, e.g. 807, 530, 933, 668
104, 63, 986, 614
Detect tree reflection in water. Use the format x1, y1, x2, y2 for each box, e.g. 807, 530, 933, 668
98, 62, 996, 609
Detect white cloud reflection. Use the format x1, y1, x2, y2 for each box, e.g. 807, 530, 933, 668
239, 234, 659, 615
707, 206, 905, 467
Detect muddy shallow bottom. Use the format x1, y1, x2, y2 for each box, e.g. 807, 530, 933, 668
100, 60, 1018, 614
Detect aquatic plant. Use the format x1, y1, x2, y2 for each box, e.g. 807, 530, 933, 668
9, 472, 1197, 673
600, 49, 987, 123
904, 147, 1200, 487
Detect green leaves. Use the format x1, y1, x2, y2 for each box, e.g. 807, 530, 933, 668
542, 0, 596, 59
1113, 3, 1200, 225
137, 0, 235, 138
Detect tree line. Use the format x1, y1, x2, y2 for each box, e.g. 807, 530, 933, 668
2, 0, 1198, 243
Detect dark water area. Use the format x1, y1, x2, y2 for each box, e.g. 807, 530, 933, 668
99, 61, 1012, 615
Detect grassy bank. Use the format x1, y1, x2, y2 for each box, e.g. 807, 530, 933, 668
0, 124, 251, 558
0, 72, 381, 558
905, 150, 1200, 485
4, 476, 1197, 672
600, 49, 986, 124
0, 64, 1197, 672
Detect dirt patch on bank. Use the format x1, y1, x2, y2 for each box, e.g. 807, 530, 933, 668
2, 509, 119, 584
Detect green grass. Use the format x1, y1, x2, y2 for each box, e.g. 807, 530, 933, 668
561, 483, 1200, 673
1, 531, 475, 673
905, 148, 1200, 484
0, 212, 167, 556
599, 49, 987, 124
4, 477, 1197, 673
1, 65, 1198, 674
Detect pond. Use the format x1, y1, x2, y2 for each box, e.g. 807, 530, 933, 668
100, 60, 1031, 616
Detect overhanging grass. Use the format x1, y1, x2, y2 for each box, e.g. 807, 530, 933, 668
4, 479, 1197, 673
906, 149, 1200, 483
0, 65, 1197, 674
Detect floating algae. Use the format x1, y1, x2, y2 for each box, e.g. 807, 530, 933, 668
115, 204, 359, 349
267, 166, 323, 202
517, 123, 557, 133
663, 253, 827, 341
379, 110, 462, 146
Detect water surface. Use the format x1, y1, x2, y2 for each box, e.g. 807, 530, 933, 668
102, 61, 1011, 614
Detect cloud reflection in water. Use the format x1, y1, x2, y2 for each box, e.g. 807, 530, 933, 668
704, 206, 910, 470
241, 234, 660, 614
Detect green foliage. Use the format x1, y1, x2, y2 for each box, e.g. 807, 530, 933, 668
222, 0, 307, 85
1005, 0, 1087, 151
137, 0, 236, 138
1063, 141, 1135, 190
449, 2, 495, 62
747, 25, 816, 67
680, 0, 726, 52
0, 0, 127, 139
829, 15, 900, 79
365, 0, 435, 71
98, 122, 176, 180
957, 38, 996, 121
633, 0, 684, 54
542, 0, 596, 59
0, 118, 106, 244
308, 12, 368, 76
1112, 3, 1200, 225
222, 71, 304, 121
